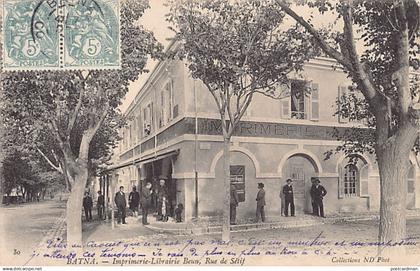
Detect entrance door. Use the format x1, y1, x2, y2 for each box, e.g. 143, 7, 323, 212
289, 163, 305, 213
283, 155, 317, 214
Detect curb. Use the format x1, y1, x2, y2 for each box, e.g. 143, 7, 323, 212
144, 212, 420, 236
145, 217, 325, 235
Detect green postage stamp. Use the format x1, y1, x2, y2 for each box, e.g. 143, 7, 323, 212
2, 0, 120, 70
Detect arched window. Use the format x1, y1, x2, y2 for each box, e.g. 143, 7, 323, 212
344, 164, 359, 196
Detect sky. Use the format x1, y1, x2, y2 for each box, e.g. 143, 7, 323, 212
120, 0, 173, 113
119, 1, 341, 113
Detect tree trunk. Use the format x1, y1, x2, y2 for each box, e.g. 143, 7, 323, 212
376, 124, 417, 255
222, 137, 231, 241
66, 163, 88, 248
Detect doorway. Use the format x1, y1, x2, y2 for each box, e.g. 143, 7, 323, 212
282, 154, 318, 213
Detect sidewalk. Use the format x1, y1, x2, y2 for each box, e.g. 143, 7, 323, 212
82, 215, 159, 243
144, 209, 420, 235
75, 208, 420, 243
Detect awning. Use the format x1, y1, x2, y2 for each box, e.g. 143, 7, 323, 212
133, 149, 179, 165
102, 149, 179, 173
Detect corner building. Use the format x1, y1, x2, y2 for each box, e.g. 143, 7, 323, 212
109, 43, 420, 222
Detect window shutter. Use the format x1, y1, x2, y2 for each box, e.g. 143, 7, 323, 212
150, 102, 154, 132
338, 165, 344, 199
281, 96, 291, 119
338, 85, 349, 123
169, 80, 174, 120
359, 166, 369, 196
311, 83, 319, 121
137, 112, 142, 139
173, 104, 179, 118
143, 107, 147, 137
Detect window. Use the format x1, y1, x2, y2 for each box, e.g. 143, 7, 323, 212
159, 80, 174, 128
343, 164, 358, 196
281, 80, 319, 120
129, 124, 133, 146
230, 165, 245, 202
291, 80, 307, 119
142, 102, 153, 138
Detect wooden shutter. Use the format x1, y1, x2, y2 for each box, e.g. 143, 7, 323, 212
168, 80, 174, 120
137, 112, 142, 139
159, 91, 164, 128
311, 83, 319, 121
150, 102, 154, 133
359, 165, 369, 196
338, 165, 344, 199
338, 85, 349, 123
281, 96, 291, 119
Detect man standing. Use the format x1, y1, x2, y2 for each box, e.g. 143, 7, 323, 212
83, 192, 93, 222
114, 186, 127, 224
157, 179, 168, 221
230, 183, 239, 225
129, 186, 140, 217
310, 178, 327, 218
282, 179, 295, 217
310, 178, 317, 215
97, 190, 105, 220
255, 183, 266, 223
279, 186, 285, 217
140, 182, 152, 225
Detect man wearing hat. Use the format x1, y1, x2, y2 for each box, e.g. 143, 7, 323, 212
255, 183, 266, 222
230, 183, 239, 225
114, 186, 127, 224
282, 179, 295, 217
157, 179, 168, 221
310, 178, 327, 217
140, 182, 153, 225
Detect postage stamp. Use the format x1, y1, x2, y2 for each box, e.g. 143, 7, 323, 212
64, 0, 120, 69
2, 0, 120, 70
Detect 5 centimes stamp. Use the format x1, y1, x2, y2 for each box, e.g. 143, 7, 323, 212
3, 0, 60, 70
64, 0, 120, 69
2, 0, 120, 70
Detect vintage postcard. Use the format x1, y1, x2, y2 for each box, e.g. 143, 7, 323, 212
1, 0, 420, 269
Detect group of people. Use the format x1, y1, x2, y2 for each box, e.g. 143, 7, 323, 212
229, 177, 327, 225
112, 180, 184, 225
82, 190, 105, 222
281, 177, 327, 218
84, 177, 327, 225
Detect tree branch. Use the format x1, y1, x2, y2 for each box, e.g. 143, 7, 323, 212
50, 119, 64, 147
204, 81, 223, 114
67, 88, 84, 136
392, 0, 412, 119
276, 0, 352, 70
36, 147, 63, 174
342, 1, 378, 103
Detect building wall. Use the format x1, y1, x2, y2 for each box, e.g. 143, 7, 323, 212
178, 138, 382, 221
112, 54, 420, 222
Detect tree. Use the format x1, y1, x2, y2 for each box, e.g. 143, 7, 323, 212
1, 0, 162, 246
167, 0, 318, 240
276, 0, 420, 248
2, 149, 65, 202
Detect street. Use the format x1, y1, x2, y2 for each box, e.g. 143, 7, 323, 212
0, 200, 66, 265
2, 199, 420, 266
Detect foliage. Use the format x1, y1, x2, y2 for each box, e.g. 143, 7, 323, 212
1, 0, 163, 186
167, 0, 320, 137
2, 150, 65, 198
279, 0, 420, 158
